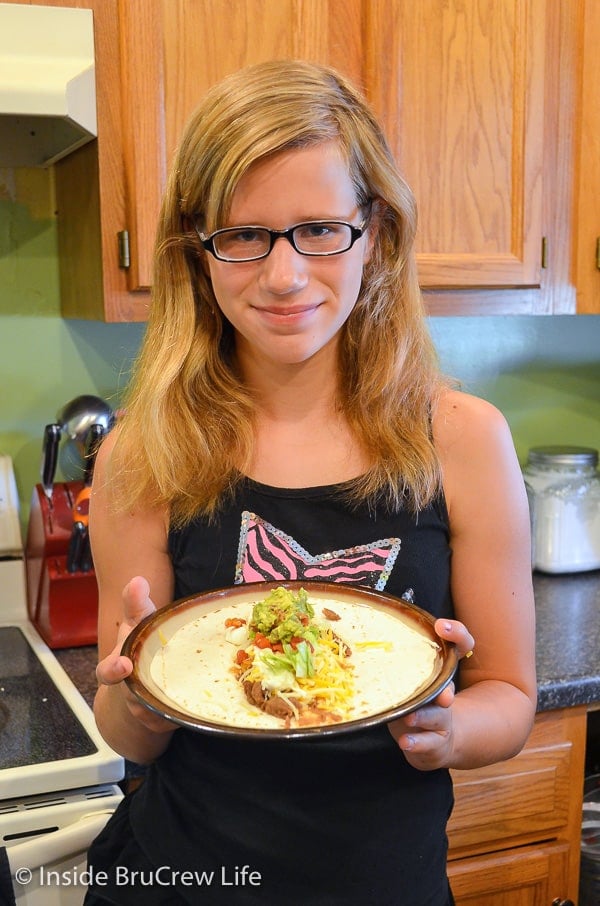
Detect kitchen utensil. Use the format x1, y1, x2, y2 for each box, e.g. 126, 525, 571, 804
64, 422, 105, 573
40, 423, 62, 503
83, 422, 105, 485
77, 530, 93, 573
122, 580, 458, 740
56, 395, 114, 479
66, 520, 86, 573
67, 483, 92, 574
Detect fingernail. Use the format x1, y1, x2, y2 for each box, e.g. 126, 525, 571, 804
402, 735, 415, 750
443, 622, 452, 632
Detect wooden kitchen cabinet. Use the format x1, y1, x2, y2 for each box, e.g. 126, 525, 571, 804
574, 0, 600, 313
447, 706, 587, 905
368, 0, 546, 293
13, 0, 586, 319
118, 0, 571, 316
449, 842, 570, 906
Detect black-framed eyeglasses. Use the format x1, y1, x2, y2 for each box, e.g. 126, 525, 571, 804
194, 217, 369, 262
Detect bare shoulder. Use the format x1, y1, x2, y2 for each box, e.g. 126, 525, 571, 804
432, 388, 511, 454
431, 388, 524, 522
91, 425, 169, 541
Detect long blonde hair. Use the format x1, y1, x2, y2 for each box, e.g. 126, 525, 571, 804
112, 59, 446, 524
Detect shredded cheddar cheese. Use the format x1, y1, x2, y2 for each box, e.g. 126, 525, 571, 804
295, 635, 355, 713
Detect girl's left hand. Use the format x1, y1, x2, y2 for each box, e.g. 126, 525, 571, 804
387, 618, 474, 771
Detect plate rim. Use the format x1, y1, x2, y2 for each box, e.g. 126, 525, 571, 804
122, 579, 458, 740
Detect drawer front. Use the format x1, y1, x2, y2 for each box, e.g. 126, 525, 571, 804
448, 742, 572, 854
447, 708, 586, 859
448, 840, 570, 905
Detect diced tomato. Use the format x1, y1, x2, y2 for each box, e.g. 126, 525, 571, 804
251, 633, 285, 652
289, 636, 304, 650
299, 613, 309, 626
225, 617, 246, 628
253, 633, 272, 649
235, 649, 249, 665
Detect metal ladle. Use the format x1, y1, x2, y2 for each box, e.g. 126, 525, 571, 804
56, 395, 114, 479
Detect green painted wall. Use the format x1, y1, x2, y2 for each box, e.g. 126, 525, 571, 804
429, 316, 600, 463
1, 168, 599, 526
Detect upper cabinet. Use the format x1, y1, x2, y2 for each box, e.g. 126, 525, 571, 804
574, 0, 600, 313
367, 0, 545, 292
11, 0, 594, 319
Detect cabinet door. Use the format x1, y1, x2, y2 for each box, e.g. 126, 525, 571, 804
575, 0, 600, 312
366, 0, 545, 291
120, 0, 364, 292
447, 734, 573, 856
448, 841, 570, 906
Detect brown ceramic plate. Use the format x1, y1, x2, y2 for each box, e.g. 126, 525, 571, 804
122, 580, 458, 740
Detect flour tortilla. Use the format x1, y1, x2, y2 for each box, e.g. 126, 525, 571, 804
149, 596, 441, 730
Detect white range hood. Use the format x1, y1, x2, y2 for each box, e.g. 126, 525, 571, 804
0, 3, 97, 167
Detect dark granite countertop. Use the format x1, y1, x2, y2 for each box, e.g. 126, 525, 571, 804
533, 570, 600, 711
55, 644, 99, 708
54, 571, 600, 717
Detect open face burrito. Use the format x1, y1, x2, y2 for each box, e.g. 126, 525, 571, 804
148, 586, 442, 731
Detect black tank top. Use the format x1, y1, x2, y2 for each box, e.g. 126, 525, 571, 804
129, 480, 455, 905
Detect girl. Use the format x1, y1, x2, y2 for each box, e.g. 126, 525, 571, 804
86, 60, 536, 905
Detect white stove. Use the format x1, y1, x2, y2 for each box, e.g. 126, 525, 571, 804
0, 455, 124, 905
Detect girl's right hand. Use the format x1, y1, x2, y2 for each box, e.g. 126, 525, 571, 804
95, 575, 175, 734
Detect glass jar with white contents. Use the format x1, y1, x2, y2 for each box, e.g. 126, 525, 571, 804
523, 446, 600, 573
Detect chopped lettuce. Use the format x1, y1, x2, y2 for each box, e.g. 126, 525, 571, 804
259, 640, 315, 679
255, 650, 297, 692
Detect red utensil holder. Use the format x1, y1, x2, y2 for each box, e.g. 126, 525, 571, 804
25, 482, 98, 648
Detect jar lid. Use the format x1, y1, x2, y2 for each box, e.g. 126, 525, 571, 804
527, 445, 599, 468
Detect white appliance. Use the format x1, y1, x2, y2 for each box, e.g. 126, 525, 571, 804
0, 3, 97, 167
0, 455, 124, 906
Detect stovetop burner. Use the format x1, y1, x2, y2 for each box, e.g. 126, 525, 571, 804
0, 627, 96, 770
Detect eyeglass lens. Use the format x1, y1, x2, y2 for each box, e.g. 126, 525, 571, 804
214, 222, 353, 260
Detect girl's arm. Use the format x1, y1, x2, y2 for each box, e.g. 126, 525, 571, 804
89, 430, 178, 764
389, 390, 537, 771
